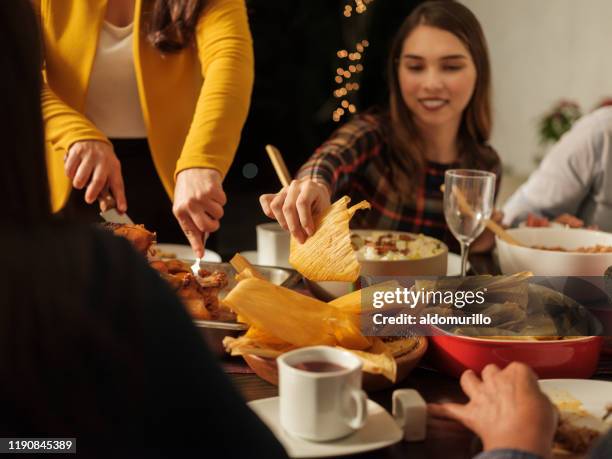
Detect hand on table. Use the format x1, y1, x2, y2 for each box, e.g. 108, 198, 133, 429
173, 168, 226, 258
64, 140, 127, 212
471, 210, 504, 253
429, 363, 557, 458
259, 178, 331, 244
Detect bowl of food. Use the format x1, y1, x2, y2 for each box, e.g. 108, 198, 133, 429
428, 334, 603, 379
496, 227, 612, 276
307, 230, 448, 301
242, 336, 428, 392
425, 282, 604, 379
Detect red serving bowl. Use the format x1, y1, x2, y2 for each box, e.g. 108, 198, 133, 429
428, 333, 603, 379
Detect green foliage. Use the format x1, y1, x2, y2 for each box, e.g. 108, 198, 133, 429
538, 100, 582, 145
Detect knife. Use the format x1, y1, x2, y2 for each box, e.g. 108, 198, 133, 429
99, 190, 134, 225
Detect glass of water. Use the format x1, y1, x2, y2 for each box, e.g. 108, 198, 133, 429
444, 169, 496, 276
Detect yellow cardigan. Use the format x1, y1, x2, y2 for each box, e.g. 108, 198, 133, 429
38, 0, 254, 211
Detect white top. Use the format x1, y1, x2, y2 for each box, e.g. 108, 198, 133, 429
503, 107, 612, 231
84, 21, 147, 138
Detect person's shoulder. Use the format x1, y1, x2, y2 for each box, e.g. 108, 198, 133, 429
568, 106, 612, 136
331, 110, 387, 144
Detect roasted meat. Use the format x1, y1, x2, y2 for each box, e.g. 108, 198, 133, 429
102, 223, 156, 256
151, 259, 230, 321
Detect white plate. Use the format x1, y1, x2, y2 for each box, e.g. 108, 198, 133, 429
539, 379, 612, 425
241, 251, 468, 277
155, 243, 221, 262
248, 397, 402, 458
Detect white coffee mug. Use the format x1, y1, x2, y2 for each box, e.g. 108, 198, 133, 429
277, 345, 368, 442
256, 222, 291, 268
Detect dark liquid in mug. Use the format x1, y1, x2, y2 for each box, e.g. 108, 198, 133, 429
292, 361, 346, 372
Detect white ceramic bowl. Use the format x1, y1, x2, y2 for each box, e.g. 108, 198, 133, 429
307, 230, 448, 301
496, 227, 612, 276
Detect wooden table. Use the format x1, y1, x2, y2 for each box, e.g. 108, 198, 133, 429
228, 253, 610, 458
232, 367, 481, 459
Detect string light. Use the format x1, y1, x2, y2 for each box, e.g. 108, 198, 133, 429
332, 1, 375, 122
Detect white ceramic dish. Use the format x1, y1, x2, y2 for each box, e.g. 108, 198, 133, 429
496, 228, 612, 276
155, 243, 221, 262
539, 379, 612, 425
248, 397, 402, 458
241, 251, 467, 301
240, 251, 465, 275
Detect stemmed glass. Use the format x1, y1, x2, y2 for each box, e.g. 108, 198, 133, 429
444, 169, 496, 276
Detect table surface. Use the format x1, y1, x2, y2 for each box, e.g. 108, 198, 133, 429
228, 254, 610, 459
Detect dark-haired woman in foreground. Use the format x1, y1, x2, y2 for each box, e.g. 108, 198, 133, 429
261, 1, 501, 252
37, 0, 253, 256
3, 1, 285, 457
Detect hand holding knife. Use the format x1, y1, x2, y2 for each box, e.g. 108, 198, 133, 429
99, 189, 134, 225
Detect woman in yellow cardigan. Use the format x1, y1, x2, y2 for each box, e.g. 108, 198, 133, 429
39, 0, 254, 257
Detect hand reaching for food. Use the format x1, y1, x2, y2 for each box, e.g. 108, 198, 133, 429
173, 168, 226, 258
259, 178, 331, 243
64, 140, 127, 212
429, 363, 557, 458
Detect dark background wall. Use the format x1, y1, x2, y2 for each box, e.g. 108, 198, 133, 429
209, 0, 421, 259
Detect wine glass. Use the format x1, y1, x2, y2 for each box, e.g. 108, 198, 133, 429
444, 169, 496, 276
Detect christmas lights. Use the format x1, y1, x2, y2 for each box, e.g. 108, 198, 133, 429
332, 8, 373, 121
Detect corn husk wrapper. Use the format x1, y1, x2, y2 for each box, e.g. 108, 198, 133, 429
343, 338, 397, 382
330, 280, 402, 315
289, 196, 370, 282
223, 277, 371, 349
230, 253, 265, 280
224, 327, 296, 358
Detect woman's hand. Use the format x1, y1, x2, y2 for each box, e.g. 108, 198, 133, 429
173, 168, 226, 258
471, 210, 503, 253
259, 178, 331, 243
429, 363, 557, 458
64, 140, 127, 212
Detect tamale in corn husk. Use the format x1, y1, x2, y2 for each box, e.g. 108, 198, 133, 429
223, 326, 296, 358
330, 280, 402, 315
222, 277, 371, 349
289, 196, 370, 282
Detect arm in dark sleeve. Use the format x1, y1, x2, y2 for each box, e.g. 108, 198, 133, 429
296, 115, 385, 197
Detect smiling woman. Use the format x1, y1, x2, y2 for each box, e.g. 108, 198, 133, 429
259, 1, 501, 254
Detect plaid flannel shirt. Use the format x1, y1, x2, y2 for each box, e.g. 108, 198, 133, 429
297, 113, 501, 251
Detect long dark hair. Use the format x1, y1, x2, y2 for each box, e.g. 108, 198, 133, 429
0, 0, 51, 223
386, 0, 497, 197
146, 0, 207, 53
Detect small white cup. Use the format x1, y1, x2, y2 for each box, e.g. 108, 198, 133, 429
277, 346, 368, 442
256, 222, 291, 268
